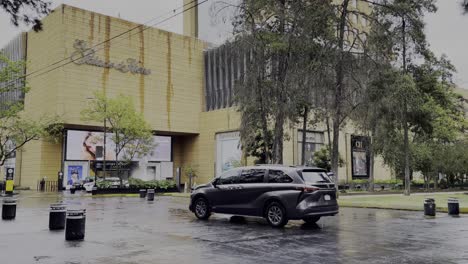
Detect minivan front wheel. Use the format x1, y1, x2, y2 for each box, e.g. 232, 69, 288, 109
194, 197, 211, 220
265, 202, 288, 228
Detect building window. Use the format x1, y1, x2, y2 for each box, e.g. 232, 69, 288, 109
297, 131, 325, 166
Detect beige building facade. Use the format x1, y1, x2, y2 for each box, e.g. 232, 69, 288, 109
1, 4, 394, 190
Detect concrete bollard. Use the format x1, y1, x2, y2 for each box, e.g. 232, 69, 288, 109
2, 198, 17, 220
147, 189, 155, 201
424, 198, 436, 217
49, 203, 67, 230
139, 189, 147, 198
448, 198, 459, 216
65, 209, 86, 241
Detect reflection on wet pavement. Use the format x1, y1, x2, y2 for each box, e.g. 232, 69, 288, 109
0, 191, 467, 264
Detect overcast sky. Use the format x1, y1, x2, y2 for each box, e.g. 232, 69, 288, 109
0, 0, 467, 88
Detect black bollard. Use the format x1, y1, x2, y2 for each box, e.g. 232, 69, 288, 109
448, 198, 459, 216
147, 189, 155, 201
91, 187, 98, 195
139, 189, 147, 198
65, 209, 86, 241
49, 203, 66, 230
40, 179, 45, 192
2, 198, 17, 220
424, 198, 436, 217
70, 186, 76, 194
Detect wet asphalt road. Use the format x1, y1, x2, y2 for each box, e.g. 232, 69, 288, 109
0, 192, 467, 264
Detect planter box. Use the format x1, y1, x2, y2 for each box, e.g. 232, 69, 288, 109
94, 187, 179, 195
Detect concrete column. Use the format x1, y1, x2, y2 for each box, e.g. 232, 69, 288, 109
183, 0, 198, 38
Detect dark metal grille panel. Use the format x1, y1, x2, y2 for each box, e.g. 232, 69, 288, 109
204, 43, 243, 111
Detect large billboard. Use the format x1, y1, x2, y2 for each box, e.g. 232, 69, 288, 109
66, 130, 171, 162
351, 135, 370, 179
216, 131, 242, 177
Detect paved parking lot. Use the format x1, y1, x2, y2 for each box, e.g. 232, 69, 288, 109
0, 191, 467, 264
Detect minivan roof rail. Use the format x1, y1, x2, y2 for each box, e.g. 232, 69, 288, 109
254, 164, 295, 167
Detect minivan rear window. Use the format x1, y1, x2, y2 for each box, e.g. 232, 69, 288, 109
299, 170, 331, 183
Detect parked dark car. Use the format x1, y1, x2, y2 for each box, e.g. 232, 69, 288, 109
189, 165, 338, 227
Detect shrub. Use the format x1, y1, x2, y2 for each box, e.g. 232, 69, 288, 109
127, 178, 176, 190
96, 180, 114, 188
128, 178, 145, 188
411, 179, 425, 185
351, 179, 368, 184
158, 180, 176, 190
374, 179, 403, 185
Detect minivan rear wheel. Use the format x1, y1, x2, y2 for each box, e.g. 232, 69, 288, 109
265, 202, 288, 228
303, 216, 321, 224
194, 197, 211, 220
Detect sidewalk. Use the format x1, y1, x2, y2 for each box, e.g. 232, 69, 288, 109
13, 190, 467, 213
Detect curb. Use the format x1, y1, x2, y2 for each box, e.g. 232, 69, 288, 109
159, 193, 190, 198
338, 201, 468, 214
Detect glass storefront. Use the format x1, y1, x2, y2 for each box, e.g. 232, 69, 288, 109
297, 130, 325, 166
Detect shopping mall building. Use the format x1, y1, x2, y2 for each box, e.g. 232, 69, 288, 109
0, 2, 396, 189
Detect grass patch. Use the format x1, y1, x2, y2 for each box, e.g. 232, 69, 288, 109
339, 193, 468, 213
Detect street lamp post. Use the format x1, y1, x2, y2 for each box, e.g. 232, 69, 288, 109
87, 97, 107, 181
103, 103, 107, 180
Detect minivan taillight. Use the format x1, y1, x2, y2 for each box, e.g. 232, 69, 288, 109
297, 186, 320, 193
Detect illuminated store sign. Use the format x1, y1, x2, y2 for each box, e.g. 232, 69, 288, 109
70, 39, 151, 75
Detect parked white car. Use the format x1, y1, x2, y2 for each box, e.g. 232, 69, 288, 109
83, 181, 95, 192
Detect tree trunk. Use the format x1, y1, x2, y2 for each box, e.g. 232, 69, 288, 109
272, 112, 284, 164
257, 67, 270, 164
402, 17, 411, 196
331, 119, 340, 189
332, 0, 350, 192
368, 135, 375, 192
403, 118, 410, 196
271, 0, 286, 165
301, 106, 308, 165
261, 113, 270, 164
326, 115, 332, 155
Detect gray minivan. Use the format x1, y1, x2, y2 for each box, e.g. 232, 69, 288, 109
189, 165, 338, 227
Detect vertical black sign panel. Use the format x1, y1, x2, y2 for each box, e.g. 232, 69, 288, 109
6, 168, 14, 180
351, 135, 370, 179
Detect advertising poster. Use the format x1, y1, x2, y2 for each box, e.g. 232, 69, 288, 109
67, 165, 83, 186
351, 135, 370, 179
66, 130, 171, 162
216, 132, 242, 177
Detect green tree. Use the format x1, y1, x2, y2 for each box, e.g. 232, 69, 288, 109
0, 53, 61, 169
232, 0, 336, 164
361, 0, 439, 195
313, 146, 344, 172
1, 0, 51, 31
243, 129, 273, 164
81, 91, 154, 186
